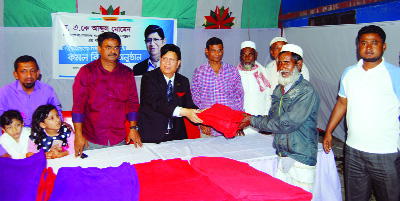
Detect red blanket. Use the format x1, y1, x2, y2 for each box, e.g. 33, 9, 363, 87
198, 104, 245, 138
134, 159, 235, 201
190, 157, 313, 201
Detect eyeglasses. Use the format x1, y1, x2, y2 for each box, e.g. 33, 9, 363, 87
161, 57, 177, 64
105, 46, 121, 51
145, 38, 163, 44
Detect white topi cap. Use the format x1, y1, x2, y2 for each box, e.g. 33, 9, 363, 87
241, 41, 256, 50
280, 44, 303, 58
269, 37, 287, 46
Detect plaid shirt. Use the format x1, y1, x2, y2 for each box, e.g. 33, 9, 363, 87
191, 61, 244, 136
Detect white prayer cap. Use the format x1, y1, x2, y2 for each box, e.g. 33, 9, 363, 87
269, 37, 287, 46
280, 44, 303, 58
241, 41, 256, 50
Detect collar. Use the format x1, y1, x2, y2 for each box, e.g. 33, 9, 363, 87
358, 57, 385, 72
163, 74, 175, 85
281, 74, 303, 94
96, 59, 120, 73
148, 59, 160, 71
16, 80, 40, 93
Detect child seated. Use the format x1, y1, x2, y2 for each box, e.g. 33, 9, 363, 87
0, 110, 34, 159
30, 104, 75, 159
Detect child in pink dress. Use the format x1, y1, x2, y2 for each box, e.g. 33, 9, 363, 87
29, 104, 74, 159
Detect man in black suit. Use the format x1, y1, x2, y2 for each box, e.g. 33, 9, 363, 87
138, 44, 203, 143
133, 25, 166, 76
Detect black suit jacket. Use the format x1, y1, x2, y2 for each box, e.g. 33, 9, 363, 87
138, 68, 198, 143
133, 58, 149, 76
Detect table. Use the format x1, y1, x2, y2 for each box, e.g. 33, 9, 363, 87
48, 133, 342, 201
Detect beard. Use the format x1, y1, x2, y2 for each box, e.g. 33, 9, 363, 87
241, 61, 255, 70
361, 52, 383, 62
278, 67, 301, 86
22, 82, 35, 89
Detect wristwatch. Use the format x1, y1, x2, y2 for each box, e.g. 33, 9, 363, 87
129, 126, 138, 130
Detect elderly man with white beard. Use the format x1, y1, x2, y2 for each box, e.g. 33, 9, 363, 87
237, 41, 271, 134
239, 44, 320, 192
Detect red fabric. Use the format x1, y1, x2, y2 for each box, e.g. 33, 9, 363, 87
36, 169, 47, 201
190, 157, 313, 201
184, 118, 200, 139
44, 168, 56, 201
134, 159, 235, 201
36, 167, 57, 201
197, 103, 245, 138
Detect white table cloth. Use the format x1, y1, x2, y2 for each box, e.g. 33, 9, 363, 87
48, 133, 342, 201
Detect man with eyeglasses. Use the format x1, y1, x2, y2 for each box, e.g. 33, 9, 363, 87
0, 55, 63, 157
138, 44, 202, 143
72, 32, 142, 157
133, 25, 166, 76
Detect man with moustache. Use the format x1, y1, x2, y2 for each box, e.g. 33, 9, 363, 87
191, 37, 244, 137
236, 41, 271, 134
323, 25, 400, 201
0, 55, 63, 157
138, 44, 202, 143
72, 32, 141, 157
266, 37, 309, 94
133, 25, 166, 76
239, 44, 320, 192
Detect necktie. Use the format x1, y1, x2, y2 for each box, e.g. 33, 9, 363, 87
167, 80, 173, 130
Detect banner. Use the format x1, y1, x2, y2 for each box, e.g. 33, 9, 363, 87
52, 12, 177, 79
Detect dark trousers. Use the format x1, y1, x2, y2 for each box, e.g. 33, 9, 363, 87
344, 144, 400, 201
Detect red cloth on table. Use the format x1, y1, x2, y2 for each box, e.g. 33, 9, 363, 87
134, 158, 235, 201
190, 157, 313, 201
36, 167, 56, 201
197, 103, 245, 138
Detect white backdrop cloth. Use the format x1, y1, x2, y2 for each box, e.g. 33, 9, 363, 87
48, 133, 342, 201
283, 20, 400, 141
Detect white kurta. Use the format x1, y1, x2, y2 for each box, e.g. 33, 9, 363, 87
0, 127, 31, 159
238, 61, 272, 134
266, 60, 310, 94
238, 61, 272, 116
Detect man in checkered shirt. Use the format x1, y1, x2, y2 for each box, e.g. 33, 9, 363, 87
191, 37, 244, 137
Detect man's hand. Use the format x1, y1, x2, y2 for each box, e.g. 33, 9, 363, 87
127, 129, 142, 148
180, 108, 203, 124
74, 133, 88, 157
236, 129, 245, 136
323, 132, 333, 154
62, 122, 74, 132
200, 125, 212, 135
238, 113, 252, 129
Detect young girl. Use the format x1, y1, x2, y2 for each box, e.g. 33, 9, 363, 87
30, 104, 74, 159
0, 110, 34, 159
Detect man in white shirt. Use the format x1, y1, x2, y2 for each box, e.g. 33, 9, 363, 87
237, 41, 271, 134
266, 37, 309, 94
323, 25, 400, 201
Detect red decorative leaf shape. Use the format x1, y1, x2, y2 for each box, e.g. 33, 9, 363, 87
113, 6, 120, 15
205, 16, 218, 24
100, 5, 107, 15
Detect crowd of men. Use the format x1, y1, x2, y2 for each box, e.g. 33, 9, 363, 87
0, 24, 398, 200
